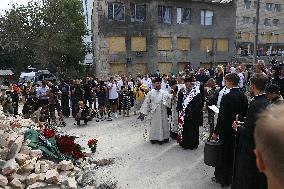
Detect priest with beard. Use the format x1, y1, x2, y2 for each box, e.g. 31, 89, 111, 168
140, 77, 171, 145
211, 73, 248, 188
176, 75, 203, 150
232, 73, 269, 189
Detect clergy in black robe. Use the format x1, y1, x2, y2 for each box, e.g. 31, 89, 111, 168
177, 76, 203, 150
232, 73, 269, 189
212, 73, 248, 187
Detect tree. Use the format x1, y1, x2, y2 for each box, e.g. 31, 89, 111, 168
0, 0, 88, 77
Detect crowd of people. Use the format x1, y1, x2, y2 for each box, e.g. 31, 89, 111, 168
1, 60, 284, 189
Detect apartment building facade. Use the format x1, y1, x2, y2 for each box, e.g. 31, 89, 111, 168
237, 0, 284, 56
93, 0, 236, 77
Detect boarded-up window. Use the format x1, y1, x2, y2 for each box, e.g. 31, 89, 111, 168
109, 37, 126, 52
158, 62, 173, 75
110, 63, 126, 76
270, 34, 279, 43
131, 37, 146, 51
217, 39, 229, 52
158, 37, 172, 51
200, 38, 213, 51
131, 63, 147, 75
261, 34, 270, 43
241, 32, 250, 41
177, 37, 191, 51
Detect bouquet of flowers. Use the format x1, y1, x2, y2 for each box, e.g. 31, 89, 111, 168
43, 129, 56, 138
88, 139, 98, 153
55, 135, 85, 159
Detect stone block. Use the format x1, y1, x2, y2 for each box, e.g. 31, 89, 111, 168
17, 158, 36, 174
0, 160, 6, 170
26, 182, 47, 189
19, 146, 31, 156
25, 173, 40, 185
6, 135, 24, 160
45, 170, 59, 184
15, 154, 29, 166
0, 148, 9, 160
29, 150, 43, 159
66, 177, 77, 189
8, 178, 25, 189
7, 173, 26, 183
34, 162, 41, 174
0, 175, 8, 187
57, 160, 74, 171
6, 133, 18, 148
2, 159, 19, 176
4, 186, 12, 189
40, 162, 49, 173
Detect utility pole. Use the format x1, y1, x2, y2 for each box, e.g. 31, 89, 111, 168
253, 0, 260, 64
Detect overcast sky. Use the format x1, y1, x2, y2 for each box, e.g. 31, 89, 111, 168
0, 0, 30, 14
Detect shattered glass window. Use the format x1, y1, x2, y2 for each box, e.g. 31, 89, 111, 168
177, 8, 191, 24
108, 3, 125, 21
131, 4, 146, 22
158, 6, 172, 24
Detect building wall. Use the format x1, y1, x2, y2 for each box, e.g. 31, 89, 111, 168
237, 0, 284, 45
93, 0, 236, 77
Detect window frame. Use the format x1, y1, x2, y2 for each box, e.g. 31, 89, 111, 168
244, 0, 252, 9
273, 19, 280, 27
274, 4, 281, 12
158, 5, 173, 24
108, 3, 125, 22
264, 18, 271, 26
177, 7, 191, 24
130, 3, 146, 22
201, 10, 214, 26
266, 3, 274, 11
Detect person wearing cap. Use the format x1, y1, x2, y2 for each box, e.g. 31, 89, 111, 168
265, 84, 284, 104
140, 77, 171, 145
176, 75, 203, 150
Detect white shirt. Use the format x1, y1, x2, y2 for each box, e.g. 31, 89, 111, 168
108, 83, 118, 99
117, 80, 124, 91
37, 86, 49, 99
238, 73, 244, 88
142, 78, 152, 89
161, 81, 170, 92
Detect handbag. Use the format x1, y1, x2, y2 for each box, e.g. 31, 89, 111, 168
204, 140, 223, 167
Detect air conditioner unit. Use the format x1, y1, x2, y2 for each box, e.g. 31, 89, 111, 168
261, 32, 265, 35
271, 32, 275, 36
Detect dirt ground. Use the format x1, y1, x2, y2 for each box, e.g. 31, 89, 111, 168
64, 114, 228, 189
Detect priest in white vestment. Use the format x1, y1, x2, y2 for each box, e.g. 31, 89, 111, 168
140, 77, 171, 144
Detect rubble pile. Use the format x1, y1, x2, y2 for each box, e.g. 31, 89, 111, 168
0, 111, 101, 189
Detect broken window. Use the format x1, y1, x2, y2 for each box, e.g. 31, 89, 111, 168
274, 4, 281, 12
244, 0, 251, 9
201, 10, 213, 26
108, 3, 125, 21
131, 4, 146, 22
158, 6, 172, 24
177, 8, 191, 24
273, 19, 280, 27
264, 18, 271, 26
266, 3, 273, 11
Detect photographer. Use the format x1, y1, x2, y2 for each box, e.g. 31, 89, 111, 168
48, 82, 63, 123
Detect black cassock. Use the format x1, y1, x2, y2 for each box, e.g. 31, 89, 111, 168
177, 92, 203, 149
232, 94, 268, 189
214, 88, 248, 187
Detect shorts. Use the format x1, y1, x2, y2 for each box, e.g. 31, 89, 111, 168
108, 98, 118, 106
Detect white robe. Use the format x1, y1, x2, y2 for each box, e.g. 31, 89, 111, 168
140, 89, 171, 141
169, 93, 178, 134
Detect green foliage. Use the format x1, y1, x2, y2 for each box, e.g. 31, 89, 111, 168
0, 0, 88, 77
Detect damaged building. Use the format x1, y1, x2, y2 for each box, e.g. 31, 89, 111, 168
92, 0, 236, 77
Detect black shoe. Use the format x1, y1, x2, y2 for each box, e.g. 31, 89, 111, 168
163, 139, 169, 143
150, 140, 158, 144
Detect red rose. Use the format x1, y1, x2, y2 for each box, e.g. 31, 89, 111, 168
43, 129, 55, 138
